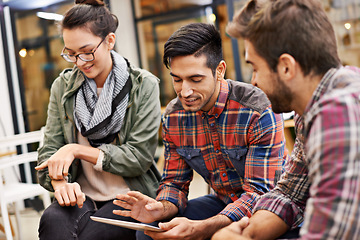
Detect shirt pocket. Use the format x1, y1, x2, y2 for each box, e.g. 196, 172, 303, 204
176, 148, 210, 180
223, 147, 248, 178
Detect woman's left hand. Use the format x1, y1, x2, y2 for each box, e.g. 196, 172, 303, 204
36, 144, 78, 180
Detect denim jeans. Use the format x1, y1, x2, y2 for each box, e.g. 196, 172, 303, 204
38, 197, 137, 240
136, 194, 227, 240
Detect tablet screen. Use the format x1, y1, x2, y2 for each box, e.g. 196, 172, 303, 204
90, 216, 164, 232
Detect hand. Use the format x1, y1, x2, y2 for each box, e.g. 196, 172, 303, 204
35, 144, 77, 179
144, 217, 205, 240
212, 217, 250, 240
52, 180, 86, 208
113, 191, 171, 223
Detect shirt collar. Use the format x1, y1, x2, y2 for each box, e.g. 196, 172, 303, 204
201, 79, 228, 118
304, 68, 338, 114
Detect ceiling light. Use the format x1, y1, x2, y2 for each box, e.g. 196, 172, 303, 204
36, 12, 63, 21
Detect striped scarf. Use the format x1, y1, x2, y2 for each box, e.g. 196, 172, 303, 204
74, 51, 131, 147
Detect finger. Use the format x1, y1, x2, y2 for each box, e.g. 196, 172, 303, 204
35, 161, 48, 170
113, 209, 132, 217
113, 199, 133, 210
55, 162, 65, 179
54, 190, 65, 207
59, 187, 71, 206
127, 191, 149, 201
116, 193, 139, 205
238, 217, 250, 229
67, 185, 77, 207
74, 186, 85, 208
62, 161, 71, 177
158, 219, 177, 231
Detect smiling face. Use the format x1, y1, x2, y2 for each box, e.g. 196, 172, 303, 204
244, 39, 293, 113
170, 54, 223, 112
62, 27, 114, 86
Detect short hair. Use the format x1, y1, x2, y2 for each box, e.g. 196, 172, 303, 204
163, 23, 223, 76
227, 0, 341, 76
61, 0, 118, 39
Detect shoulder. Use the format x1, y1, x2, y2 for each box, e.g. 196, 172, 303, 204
50, 67, 81, 93
129, 64, 160, 87
163, 98, 184, 117
227, 79, 271, 114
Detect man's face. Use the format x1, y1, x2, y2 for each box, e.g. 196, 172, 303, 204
169, 54, 221, 112
244, 40, 293, 113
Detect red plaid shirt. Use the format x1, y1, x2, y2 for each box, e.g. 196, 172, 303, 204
157, 79, 288, 221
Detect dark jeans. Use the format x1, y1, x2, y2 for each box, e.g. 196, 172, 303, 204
38, 197, 137, 240
136, 194, 227, 240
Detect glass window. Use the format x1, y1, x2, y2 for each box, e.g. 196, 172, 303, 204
137, 0, 213, 18
14, 3, 73, 131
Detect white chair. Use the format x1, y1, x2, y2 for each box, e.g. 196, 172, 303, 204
0, 130, 51, 240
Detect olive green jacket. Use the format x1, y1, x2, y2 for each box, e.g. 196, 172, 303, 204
37, 61, 161, 198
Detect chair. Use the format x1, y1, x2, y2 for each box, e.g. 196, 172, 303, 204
0, 130, 51, 240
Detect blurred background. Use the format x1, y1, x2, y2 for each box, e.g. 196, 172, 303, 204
0, 0, 359, 238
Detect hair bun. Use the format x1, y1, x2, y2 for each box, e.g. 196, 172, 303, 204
75, 0, 105, 6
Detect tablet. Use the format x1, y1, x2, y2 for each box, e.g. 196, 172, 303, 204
90, 216, 164, 232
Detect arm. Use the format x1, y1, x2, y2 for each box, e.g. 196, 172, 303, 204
154, 112, 194, 213
36, 144, 100, 179
300, 97, 360, 238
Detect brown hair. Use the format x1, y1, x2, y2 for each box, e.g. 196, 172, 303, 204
227, 0, 341, 76
61, 0, 118, 38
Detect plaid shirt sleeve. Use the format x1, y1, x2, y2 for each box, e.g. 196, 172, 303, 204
300, 93, 360, 238
254, 115, 308, 228
155, 114, 192, 211
219, 107, 287, 221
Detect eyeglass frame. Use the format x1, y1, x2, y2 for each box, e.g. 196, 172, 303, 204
61, 37, 106, 63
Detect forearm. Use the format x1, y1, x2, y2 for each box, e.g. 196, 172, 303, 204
242, 210, 288, 240
51, 179, 67, 191
199, 214, 233, 239
66, 143, 100, 165
159, 200, 179, 220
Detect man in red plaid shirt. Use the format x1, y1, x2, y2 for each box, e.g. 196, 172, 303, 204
114, 22, 288, 240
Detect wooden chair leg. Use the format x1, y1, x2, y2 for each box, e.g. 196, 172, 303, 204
9, 212, 15, 237
0, 222, 4, 233
0, 214, 16, 237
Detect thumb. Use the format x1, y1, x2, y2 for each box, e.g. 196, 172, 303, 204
239, 217, 250, 228
145, 201, 164, 211
158, 221, 173, 230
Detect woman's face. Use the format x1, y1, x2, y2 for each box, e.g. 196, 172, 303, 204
62, 27, 114, 86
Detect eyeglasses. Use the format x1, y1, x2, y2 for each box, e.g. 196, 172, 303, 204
61, 37, 105, 63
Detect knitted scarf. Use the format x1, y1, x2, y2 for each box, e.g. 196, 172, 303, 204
73, 51, 131, 147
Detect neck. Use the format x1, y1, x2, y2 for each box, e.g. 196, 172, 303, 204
292, 73, 323, 116
95, 55, 113, 88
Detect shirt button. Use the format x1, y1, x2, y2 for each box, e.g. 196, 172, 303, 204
216, 150, 219, 153
222, 173, 226, 177
210, 123, 214, 127
231, 193, 235, 197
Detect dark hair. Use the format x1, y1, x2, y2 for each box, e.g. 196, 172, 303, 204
227, 0, 341, 76
163, 23, 223, 76
61, 0, 118, 38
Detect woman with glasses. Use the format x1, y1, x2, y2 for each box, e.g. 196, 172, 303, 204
35, 0, 161, 239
